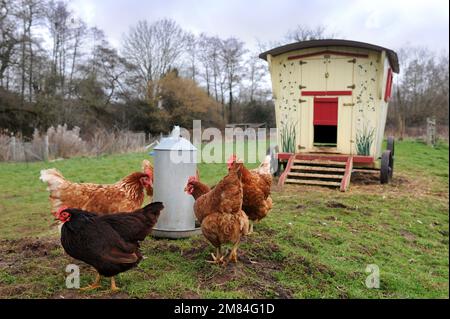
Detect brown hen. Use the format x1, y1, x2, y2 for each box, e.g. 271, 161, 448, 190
185, 163, 249, 264
227, 154, 273, 234
40, 160, 153, 215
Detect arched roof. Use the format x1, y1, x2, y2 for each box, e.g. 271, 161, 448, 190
259, 39, 399, 73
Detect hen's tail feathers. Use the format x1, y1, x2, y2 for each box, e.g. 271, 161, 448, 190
40, 168, 66, 192
141, 201, 164, 217
254, 154, 271, 175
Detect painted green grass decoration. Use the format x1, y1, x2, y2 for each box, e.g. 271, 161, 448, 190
356, 124, 375, 155
280, 120, 297, 153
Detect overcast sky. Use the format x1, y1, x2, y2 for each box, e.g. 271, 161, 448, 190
68, 0, 449, 54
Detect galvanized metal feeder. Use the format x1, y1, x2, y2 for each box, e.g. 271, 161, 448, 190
151, 127, 202, 239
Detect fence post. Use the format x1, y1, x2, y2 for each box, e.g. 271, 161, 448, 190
426, 117, 436, 146
43, 135, 49, 162
11, 136, 16, 161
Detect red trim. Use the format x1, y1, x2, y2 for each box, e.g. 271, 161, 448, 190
278, 155, 295, 187
277, 153, 374, 164
302, 90, 352, 96
277, 153, 293, 161
384, 68, 393, 102
340, 156, 353, 192
288, 50, 369, 60
294, 154, 374, 164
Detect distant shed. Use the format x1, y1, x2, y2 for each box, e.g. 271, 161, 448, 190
260, 39, 399, 158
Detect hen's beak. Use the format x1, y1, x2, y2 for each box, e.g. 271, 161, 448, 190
50, 219, 60, 227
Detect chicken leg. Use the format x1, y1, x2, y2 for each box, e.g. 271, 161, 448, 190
110, 277, 120, 292
228, 240, 240, 263
207, 247, 225, 264
248, 221, 254, 235
80, 273, 101, 291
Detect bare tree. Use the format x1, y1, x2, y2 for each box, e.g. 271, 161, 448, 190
220, 37, 246, 123
245, 52, 266, 103
46, 0, 73, 96
184, 32, 198, 82
0, 0, 19, 87
16, 0, 44, 103
285, 24, 336, 42
122, 18, 186, 98
389, 46, 449, 138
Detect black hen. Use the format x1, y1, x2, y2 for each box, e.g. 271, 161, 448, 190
56, 202, 164, 291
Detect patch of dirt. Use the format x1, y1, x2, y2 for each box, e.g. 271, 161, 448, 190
281, 234, 318, 254
146, 240, 181, 254
194, 238, 294, 299
400, 230, 416, 242
351, 172, 380, 185
326, 201, 353, 209
0, 237, 60, 258
290, 255, 336, 278
182, 241, 209, 260
438, 229, 449, 237
182, 291, 202, 299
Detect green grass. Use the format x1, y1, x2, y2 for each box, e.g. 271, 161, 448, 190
0, 139, 448, 299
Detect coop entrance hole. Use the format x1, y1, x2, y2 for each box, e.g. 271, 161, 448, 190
313, 125, 337, 147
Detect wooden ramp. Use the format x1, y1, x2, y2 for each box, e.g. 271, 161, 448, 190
279, 154, 353, 192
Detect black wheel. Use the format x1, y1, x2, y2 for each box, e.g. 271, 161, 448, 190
380, 150, 393, 184
387, 136, 395, 157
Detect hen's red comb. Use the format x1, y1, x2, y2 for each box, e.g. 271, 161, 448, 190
145, 167, 153, 178
188, 175, 198, 183
227, 154, 237, 165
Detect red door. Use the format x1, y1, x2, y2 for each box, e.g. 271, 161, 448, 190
314, 97, 338, 126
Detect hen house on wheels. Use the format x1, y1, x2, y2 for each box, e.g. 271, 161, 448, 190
260, 39, 399, 191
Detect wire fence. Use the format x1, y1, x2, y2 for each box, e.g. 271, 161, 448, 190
0, 125, 155, 162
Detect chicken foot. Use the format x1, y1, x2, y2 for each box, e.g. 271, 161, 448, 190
80, 273, 101, 291
207, 247, 225, 265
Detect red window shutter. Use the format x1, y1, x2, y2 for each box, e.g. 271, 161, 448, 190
314, 97, 338, 126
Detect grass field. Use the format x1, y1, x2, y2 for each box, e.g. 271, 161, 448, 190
0, 139, 448, 298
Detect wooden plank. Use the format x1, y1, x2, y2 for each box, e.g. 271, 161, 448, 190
278, 154, 295, 187
288, 172, 344, 179
294, 154, 374, 164
285, 179, 341, 187
293, 159, 346, 166
290, 165, 346, 172
301, 90, 352, 96
340, 156, 353, 192
287, 50, 369, 60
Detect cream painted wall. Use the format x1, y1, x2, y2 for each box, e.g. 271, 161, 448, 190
268, 46, 391, 158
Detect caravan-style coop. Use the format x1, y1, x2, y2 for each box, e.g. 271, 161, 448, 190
260, 39, 399, 191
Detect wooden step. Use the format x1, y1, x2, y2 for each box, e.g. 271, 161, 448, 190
352, 168, 379, 174
285, 179, 341, 187
287, 172, 344, 179
290, 165, 346, 172
293, 159, 346, 166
